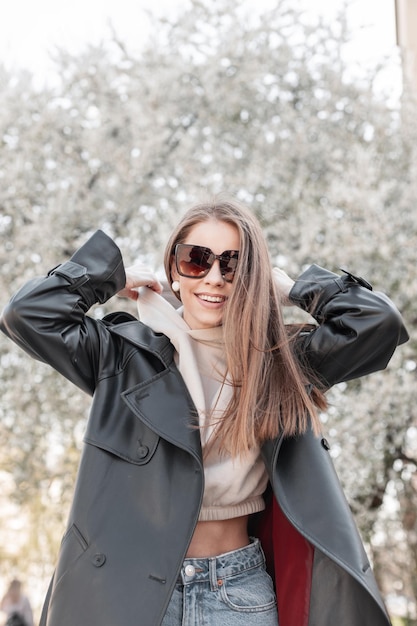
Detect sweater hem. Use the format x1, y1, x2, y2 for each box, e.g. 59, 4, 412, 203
198, 496, 265, 521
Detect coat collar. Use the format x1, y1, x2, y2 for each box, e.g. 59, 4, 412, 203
108, 318, 175, 368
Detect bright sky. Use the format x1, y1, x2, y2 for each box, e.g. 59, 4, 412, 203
0, 0, 398, 88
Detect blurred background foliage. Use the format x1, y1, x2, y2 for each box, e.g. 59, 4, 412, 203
0, 0, 416, 621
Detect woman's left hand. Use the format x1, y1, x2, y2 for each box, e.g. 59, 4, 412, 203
273, 267, 295, 306
117, 264, 163, 301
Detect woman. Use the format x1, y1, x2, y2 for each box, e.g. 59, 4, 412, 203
1, 580, 34, 626
0, 198, 408, 626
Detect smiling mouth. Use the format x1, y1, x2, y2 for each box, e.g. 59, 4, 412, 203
197, 294, 226, 303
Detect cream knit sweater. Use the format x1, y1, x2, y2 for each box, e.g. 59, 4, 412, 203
136, 286, 268, 521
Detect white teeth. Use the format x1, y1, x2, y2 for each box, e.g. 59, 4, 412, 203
199, 295, 225, 303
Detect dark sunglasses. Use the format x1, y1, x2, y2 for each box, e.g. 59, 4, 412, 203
174, 244, 239, 282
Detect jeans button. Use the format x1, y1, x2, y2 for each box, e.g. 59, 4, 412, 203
184, 564, 195, 577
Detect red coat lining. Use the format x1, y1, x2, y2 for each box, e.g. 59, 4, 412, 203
255, 497, 314, 626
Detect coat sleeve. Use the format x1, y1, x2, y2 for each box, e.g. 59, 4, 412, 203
289, 264, 409, 388
0, 230, 126, 395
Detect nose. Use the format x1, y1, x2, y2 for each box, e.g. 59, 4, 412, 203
204, 259, 224, 284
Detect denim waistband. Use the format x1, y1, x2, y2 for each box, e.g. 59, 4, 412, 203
178, 537, 265, 587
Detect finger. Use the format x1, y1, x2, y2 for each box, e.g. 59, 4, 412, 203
147, 280, 163, 294
117, 288, 139, 300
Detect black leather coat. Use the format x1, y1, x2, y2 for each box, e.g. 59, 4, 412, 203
0, 230, 408, 626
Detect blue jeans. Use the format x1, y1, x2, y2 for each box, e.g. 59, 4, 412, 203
162, 537, 278, 625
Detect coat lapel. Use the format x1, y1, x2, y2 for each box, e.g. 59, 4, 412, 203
110, 320, 202, 461
122, 366, 202, 461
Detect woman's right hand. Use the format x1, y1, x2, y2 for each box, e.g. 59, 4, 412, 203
117, 264, 163, 301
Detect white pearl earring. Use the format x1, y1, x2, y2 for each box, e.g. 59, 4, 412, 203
172, 280, 180, 292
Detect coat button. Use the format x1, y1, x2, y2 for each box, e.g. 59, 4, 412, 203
92, 553, 106, 567
137, 445, 149, 459
321, 438, 331, 451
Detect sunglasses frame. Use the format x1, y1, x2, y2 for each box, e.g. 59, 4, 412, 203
174, 243, 239, 283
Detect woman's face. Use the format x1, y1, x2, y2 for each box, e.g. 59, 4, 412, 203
172, 219, 240, 330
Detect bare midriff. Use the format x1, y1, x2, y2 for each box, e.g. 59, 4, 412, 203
186, 515, 250, 558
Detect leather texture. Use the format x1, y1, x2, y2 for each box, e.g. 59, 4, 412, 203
0, 230, 408, 626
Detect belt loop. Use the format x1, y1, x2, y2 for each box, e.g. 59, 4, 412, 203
209, 557, 218, 591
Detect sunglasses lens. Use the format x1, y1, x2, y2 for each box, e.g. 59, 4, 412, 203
177, 245, 213, 278
219, 254, 239, 282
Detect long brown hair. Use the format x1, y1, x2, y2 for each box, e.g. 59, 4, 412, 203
163, 196, 326, 456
